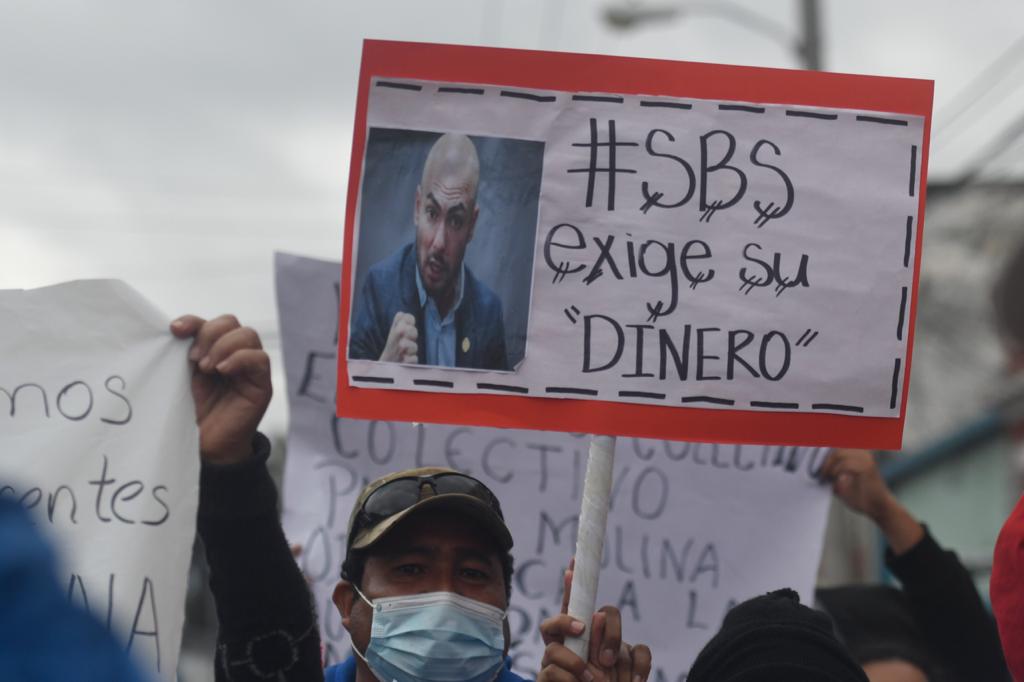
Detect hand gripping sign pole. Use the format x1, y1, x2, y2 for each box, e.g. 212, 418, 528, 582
564, 434, 617, 660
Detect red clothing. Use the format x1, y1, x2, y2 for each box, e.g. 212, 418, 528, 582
993, 494, 1024, 681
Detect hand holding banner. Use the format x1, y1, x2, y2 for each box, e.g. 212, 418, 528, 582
0, 280, 199, 680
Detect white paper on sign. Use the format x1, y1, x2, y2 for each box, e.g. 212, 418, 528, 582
278, 252, 833, 678
345, 78, 924, 419
0, 280, 199, 680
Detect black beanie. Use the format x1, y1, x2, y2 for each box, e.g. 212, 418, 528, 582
687, 589, 869, 682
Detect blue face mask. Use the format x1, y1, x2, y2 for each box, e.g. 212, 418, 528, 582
351, 586, 507, 682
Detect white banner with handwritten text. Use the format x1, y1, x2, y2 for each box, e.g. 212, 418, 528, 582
0, 280, 199, 680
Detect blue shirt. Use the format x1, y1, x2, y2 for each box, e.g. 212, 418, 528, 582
414, 262, 465, 367
324, 655, 528, 682
0, 498, 148, 681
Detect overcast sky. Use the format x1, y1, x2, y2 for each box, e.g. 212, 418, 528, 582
3, 0, 1023, 433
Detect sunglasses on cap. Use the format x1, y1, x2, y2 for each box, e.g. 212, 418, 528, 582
353, 472, 505, 536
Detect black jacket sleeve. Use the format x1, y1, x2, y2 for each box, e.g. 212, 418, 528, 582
197, 433, 324, 682
886, 528, 1011, 682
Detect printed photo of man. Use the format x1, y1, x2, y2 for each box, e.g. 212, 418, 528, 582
349, 131, 525, 370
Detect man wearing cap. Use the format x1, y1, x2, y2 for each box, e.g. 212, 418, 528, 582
330, 466, 647, 682
171, 313, 650, 682
328, 466, 518, 682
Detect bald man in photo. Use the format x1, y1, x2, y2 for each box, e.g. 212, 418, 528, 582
349, 133, 509, 370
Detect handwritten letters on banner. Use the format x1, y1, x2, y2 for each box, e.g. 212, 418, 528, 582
0, 280, 199, 679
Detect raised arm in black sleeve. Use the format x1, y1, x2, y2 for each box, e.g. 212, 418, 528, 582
886, 528, 1011, 682
197, 432, 324, 682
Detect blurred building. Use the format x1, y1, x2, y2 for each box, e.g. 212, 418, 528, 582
819, 180, 1024, 591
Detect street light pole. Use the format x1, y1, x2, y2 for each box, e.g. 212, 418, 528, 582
799, 0, 822, 71
604, 0, 824, 71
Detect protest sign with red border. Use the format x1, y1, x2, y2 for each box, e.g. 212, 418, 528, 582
336, 39, 933, 449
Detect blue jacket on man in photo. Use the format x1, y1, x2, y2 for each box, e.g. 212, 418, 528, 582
349, 243, 509, 371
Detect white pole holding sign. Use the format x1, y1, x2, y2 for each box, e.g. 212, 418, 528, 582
565, 434, 617, 660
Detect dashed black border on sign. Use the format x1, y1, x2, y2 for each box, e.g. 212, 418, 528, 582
371, 80, 916, 129
349, 376, 871, 416
361, 78, 923, 416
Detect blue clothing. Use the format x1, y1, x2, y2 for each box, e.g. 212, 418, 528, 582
415, 260, 464, 367
324, 655, 528, 682
0, 498, 148, 682
350, 243, 509, 370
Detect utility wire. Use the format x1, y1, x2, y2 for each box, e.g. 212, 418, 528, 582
955, 108, 1024, 186
933, 34, 1024, 144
